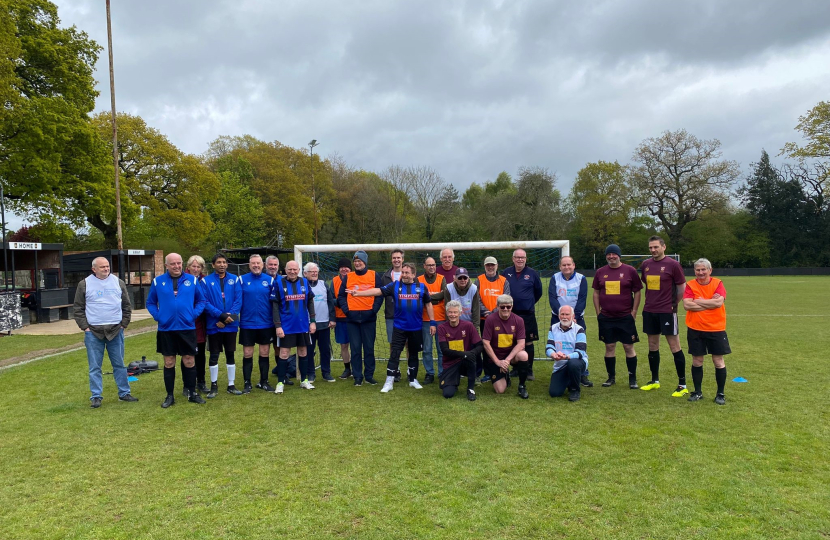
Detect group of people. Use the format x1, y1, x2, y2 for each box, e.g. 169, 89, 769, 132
75, 239, 731, 408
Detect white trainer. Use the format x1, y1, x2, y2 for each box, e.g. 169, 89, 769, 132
300, 379, 315, 390
275, 382, 284, 394
380, 375, 395, 393
409, 379, 423, 390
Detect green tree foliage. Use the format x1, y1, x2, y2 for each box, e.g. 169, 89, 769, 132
567, 161, 638, 253
205, 171, 266, 250
1, 0, 113, 229
513, 166, 564, 240
782, 101, 830, 160
91, 112, 219, 249
680, 209, 770, 268
632, 129, 740, 248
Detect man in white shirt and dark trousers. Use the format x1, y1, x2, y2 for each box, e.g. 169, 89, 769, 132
74, 256, 136, 408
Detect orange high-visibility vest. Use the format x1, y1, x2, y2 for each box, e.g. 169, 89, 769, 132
685, 278, 726, 332
332, 274, 346, 318
345, 270, 377, 311
478, 274, 507, 320
418, 274, 446, 321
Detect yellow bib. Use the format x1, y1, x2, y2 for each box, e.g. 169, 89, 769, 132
449, 340, 464, 352
646, 275, 660, 290
498, 334, 514, 348
605, 281, 620, 295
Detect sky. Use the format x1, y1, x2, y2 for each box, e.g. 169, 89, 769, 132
10, 0, 830, 229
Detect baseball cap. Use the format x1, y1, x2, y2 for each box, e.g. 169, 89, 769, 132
483, 256, 497, 265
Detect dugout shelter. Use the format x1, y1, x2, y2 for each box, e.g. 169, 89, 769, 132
0, 242, 66, 325
63, 249, 161, 310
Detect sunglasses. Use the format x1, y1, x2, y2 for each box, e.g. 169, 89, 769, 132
456, 276, 469, 281
499, 305, 513, 310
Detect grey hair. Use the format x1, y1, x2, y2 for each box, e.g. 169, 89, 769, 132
248, 254, 263, 262
558, 304, 574, 315
445, 300, 462, 311
693, 258, 712, 271
303, 262, 319, 273
186, 254, 205, 268
265, 255, 280, 264
497, 294, 513, 306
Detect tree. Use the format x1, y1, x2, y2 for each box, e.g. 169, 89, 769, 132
782, 101, 830, 160
567, 161, 638, 252
631, 129, 740, 247
1, 0, 112, 229
91, 112, 219, 248
204, 172, 266, 250
513, 166, 564, 240
404, 165, 452, 241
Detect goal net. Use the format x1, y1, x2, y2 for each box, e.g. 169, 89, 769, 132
621, 253, 681, 270
294, 241, 569, 361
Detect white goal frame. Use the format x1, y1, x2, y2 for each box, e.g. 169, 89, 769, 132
294, 240, 569, 264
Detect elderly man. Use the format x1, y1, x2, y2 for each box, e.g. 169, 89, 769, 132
482, 294, 530, 399
265, 256, 295, 383
201, 253, 243, 397
437, 300, 482, 401
350, 262, 436, 393
332, 258, 352, 379
418, 256, 446, 383
546, 305, 588, 402
639, 236, 688, 396
503, 249, 542, 380
477, 256, 509, 382
73, 256, 136, 408
436, 247, 459, 282
593, 244, 642, 389
549, 256, 592, 387
239, 254, 277, 393
304, 261, 336, 382
271, 260, 316, 394
147, 253, 207, 408
337, 250, 383, 386
438, 268, 481, 324
683, 258, 730, 405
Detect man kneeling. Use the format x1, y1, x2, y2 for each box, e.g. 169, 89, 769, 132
482, 294, 530, 399
438, 300, 483, 401
546, 305, 588, 402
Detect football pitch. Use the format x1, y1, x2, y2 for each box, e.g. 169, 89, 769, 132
0, 276, 827, 539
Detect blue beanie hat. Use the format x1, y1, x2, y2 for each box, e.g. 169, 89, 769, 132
605, 244, 622, 257
353, 250, 369, 265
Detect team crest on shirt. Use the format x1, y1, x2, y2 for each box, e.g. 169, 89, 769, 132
524, 274, 530, 280
227, 279, 235, 285
495, 326, 500, 331
445, 333, 450, 338
162, 281, 166, 286
95, 290, 103, 297
619, 273, 624, 278
645, 266, 650, 272
660, 267, 665, 272
603, 274, 608, 278
461, 330, 466, 337
184, 281, 191, 286
261, 281, 269, 287
511, 326, 515, 332
300, 286, 306, 293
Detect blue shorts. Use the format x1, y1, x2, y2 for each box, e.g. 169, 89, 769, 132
334, 320, 349, 344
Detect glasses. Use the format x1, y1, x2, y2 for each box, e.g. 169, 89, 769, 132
499, 305, 513, 310
513, 256, 526, 260
456, 276, 469, 281
424, 264, 436, 267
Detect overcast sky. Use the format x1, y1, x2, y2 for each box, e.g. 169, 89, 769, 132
12, 1, 830, 229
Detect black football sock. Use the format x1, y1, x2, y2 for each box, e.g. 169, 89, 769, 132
195, 350, 206, 384
242, 357, 253, 383
604, 356, 616, 378
518, 361, 528, 386
163, 366, 175, 396
648, 350, 660, 382
715, 367, 727, 395
625, 356, 638, 380
258, 356, 270, 383
691, 365, 703, 394
277, 358, 288, 384
525, 344, 534, 373
183, 364, 196, 394
673, 350, 687, 386
298, 355, 309, 380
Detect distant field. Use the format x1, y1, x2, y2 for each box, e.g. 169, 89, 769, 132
0, 276, 828, 539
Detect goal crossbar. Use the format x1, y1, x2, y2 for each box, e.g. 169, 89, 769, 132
295, 240, 569, 263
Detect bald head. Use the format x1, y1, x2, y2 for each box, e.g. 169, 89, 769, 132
165, 253, 183, 277
91, 257, 110, 280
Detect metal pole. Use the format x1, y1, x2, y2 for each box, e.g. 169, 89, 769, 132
0, 184, 7, 290
106, 0, 123, 250
309, 140, 319, 245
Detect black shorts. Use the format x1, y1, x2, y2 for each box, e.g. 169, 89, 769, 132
277, 332, 311, 349
514, 310, 539, 342
597, 313, 639, 344
208, 331, 237, 353
157, 330, 198, 357
483, 358, 509, 382
687, 328, 731, 356
642, 311, 679, 336
440, 361, 462, 388
239, 327, 274, 347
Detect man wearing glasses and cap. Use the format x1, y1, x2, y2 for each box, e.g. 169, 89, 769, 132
482, 294, 530, 399
337, 250, 383, 386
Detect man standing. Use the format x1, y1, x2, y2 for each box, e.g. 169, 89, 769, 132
683, 258, 730, 405
271, 261, 316, 394
337, 250, 382, 386
502, 249, 542, 380
436, 247, 459, 283
477, 256, 509, 381
418, 256, 446, 383
147, 253, 207, 408
437, 300, 482, 401
482, 294, 530, 399
548, 256, 592, 387
304, 262, 336, 383
239, 254, 276, 393
265, 256, 295, 383
201, 253, 243, 397
640, 236, 688, 396
381, 249, 405, 381
439, 268, 481, 325
332, 258, 352, 379
349, 262, 435, 393
593, 244, 642, 389
546, 305, 588, 402
73, 256, 136, 408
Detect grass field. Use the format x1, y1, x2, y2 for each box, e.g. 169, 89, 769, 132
0, 276, 828, 539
